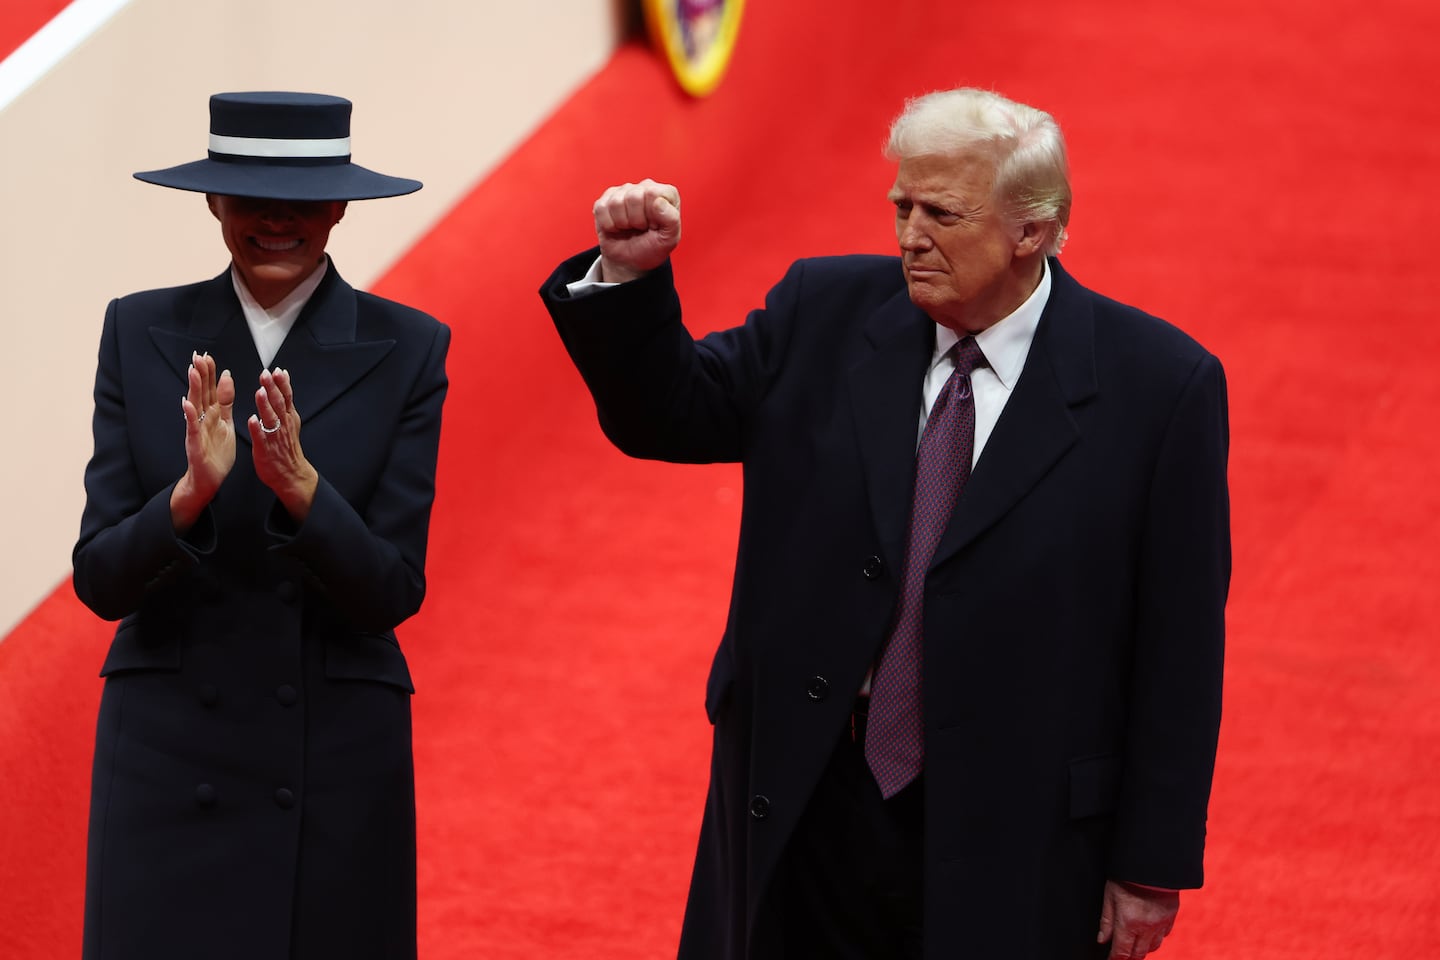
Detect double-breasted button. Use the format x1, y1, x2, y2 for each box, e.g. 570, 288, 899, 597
197, 683, 219, 707
862, 556, 884, 580
274, 788, 295, 809
806, 676, 830, 701
276, 580, 299, 603
275, 684, 298, 707
749, 795, 771, 820
195, 784, 217, 807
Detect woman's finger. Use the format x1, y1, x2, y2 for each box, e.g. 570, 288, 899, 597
196, 352, 211, 407
254, 386, 283, 436
186, 356, 202, 410
274, 367, 296, 415
217, 369, 235, 422
246, 414, 268, 446
259, 369, 288, 418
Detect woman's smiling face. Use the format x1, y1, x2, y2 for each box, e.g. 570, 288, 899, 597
207, 194, 346, 308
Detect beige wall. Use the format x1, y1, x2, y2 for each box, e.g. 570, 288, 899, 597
0, 0, 624, 636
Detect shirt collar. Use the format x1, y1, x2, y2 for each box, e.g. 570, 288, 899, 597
930, 258, 1051, 390
230, 256, 329, 327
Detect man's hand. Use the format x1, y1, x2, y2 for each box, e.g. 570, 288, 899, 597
593, 179, 681, 283
1098, 880, 1179, 959
171, 351, 236, 532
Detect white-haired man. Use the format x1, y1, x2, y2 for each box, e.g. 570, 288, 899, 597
540, 87, 1229, 960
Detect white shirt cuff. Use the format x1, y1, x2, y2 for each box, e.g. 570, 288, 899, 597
565, 256, 617, 297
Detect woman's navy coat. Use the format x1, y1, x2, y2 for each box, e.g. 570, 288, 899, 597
74, 263, 449, 960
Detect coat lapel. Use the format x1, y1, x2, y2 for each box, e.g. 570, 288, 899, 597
847, 291, 935, 575
930, 259, 1099, 567
147, 271, 266, 444
270, 263, 396, 429
145, 263, 395, 447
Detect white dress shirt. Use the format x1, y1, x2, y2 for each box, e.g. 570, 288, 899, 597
921, 258, 1050, 458
230, 258, 329, 368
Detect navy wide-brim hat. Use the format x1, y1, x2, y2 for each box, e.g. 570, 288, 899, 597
134, 92, 422, 202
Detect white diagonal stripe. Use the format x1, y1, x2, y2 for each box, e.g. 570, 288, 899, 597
0, 0, 134, 114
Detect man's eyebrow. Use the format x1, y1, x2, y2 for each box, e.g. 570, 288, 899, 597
891, 190, 966, 210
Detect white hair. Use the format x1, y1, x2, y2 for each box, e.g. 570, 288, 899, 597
885, 88, 1072, 256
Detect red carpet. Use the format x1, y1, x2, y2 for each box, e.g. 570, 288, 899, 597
4, 0, 1440, 957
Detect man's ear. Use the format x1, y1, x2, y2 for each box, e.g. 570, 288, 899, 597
206, 193, 222, 221
333, 201, 348, 226
1015, 220, 1047, 257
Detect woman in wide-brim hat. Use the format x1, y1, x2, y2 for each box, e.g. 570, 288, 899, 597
74, 91, 449, 960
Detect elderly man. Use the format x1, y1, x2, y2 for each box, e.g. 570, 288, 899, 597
540, 87, 1229, 960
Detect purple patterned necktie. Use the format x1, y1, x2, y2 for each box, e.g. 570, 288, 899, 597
865, 336, 988, 798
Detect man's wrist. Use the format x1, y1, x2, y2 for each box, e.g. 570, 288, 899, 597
599, 256, 646, 285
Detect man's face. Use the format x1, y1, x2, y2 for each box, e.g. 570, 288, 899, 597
889, 151, 1028, 333
207, 195, 346, 308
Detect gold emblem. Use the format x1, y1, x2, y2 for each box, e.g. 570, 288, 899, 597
644, 0, 746, 97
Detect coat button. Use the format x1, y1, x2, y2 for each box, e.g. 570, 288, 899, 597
276, 580, 298, 603
806, 676, 829, 701
195, 784, 217, 806
274, 788, 295, 809
197, 683, 219, 707
862, 556, 884, 580
275, 684, 298, 707
749, 795, 770, 820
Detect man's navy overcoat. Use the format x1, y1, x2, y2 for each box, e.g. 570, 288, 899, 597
542, 251, 1229, 960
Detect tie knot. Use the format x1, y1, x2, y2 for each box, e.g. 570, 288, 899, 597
951, 336, 987, 378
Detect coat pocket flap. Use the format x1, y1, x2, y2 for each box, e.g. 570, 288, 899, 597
1068, 753, 1122, 820
324, 632, 415, 693
99, 616, 182, 676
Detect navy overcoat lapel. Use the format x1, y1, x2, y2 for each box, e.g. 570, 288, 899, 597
930, 259, 1099, 568
847, 290, 934, 577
